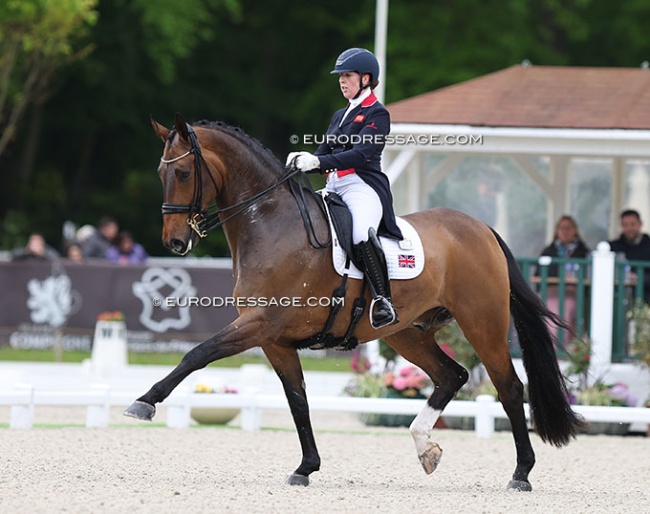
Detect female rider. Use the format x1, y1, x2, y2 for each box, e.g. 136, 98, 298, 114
287, 48, 402, 329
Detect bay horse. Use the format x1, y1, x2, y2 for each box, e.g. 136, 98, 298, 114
124, 114, 583, 491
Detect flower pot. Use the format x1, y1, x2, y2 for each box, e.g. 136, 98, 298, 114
442, 416, 512, 431
190, 407, 240, 425
358, 412, 416, 428
579, 421, 630, 436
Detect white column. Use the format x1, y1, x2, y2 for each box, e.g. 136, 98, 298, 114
374, 0, 389, 103
10, 383, 34, 429
590, 242, 615, 367
86, 384, 110, 428
475, 395, 495, 439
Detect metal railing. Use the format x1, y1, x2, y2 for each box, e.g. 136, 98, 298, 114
515, 255, 650, 362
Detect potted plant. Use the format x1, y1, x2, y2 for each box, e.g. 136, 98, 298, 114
345, 344, 432, 427
190, 383, 240, 425
435, 322, 512, 430
565, 338, 637, 435
628, 300, 650, 435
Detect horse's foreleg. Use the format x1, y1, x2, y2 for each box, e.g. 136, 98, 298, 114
262, 344, 320, 486
385, 327, 468, 475
124, 314, 268, 420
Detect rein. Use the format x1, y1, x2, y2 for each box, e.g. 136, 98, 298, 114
161, 124, 327, 247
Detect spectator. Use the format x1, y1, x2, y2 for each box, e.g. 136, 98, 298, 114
538, 215, 591, 342
106, 231, 148, 265
82, 217, 119, 258
65, 242, 84, 263
11, 233, 60, 261
75, 224, 97, 245
608, 209, 650, 301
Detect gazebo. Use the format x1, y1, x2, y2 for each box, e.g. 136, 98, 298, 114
384, 63, 650, 257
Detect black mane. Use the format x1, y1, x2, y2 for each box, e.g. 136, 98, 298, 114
193, 120, 284, 174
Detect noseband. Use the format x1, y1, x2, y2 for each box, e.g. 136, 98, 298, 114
160, 123, 301, 238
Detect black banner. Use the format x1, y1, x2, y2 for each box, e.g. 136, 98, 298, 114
0, 260, 238, 353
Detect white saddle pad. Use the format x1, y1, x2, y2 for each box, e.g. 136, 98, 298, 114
321, 193, 425, 280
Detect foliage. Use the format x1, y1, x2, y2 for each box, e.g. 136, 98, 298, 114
564, 337, 637, 406
565, 337, 591, 389
628, 299, 650, 368
382, 366, 432, 399
4, 1, 650, 256
572, 382, 637, 407
0, 0, 98, 157
456, 379, 499, 401
436, 321, 481, 372
347, 347, 432, 399
345, 365, 432, 400
194, 383, 238, 394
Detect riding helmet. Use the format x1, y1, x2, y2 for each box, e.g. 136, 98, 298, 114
330, 48, 380, 83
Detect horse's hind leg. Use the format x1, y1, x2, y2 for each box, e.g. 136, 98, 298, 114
384, 327, 469, 475
262, 344, 320, 486
455, 310, 535, 491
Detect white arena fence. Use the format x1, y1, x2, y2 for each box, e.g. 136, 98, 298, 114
2, 384, 649, 438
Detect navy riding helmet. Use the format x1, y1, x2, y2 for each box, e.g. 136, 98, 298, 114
330, 48, 380, 84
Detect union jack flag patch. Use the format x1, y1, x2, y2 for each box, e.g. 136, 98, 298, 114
398, 254, 416, 268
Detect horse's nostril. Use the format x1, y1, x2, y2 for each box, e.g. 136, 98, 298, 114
169, 239, 185, 253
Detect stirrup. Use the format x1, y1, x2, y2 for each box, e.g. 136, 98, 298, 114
369, 296, 399, 329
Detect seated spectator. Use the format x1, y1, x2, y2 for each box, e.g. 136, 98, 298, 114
65, 242, 84, 263
538, 215, 591, 342
75, 224, 97, 245
82, 217, 119, 258
11, 233, 60, 261
106, 231, 148, 265
608, 209, 650, 302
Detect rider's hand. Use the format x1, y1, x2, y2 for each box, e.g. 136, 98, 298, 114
285, 152, 301, 167
295, 152, 320, 172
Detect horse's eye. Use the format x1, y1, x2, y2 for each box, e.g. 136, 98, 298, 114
177, 170, 191, 180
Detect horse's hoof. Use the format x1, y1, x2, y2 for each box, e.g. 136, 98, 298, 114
418, 442, 443, 475
123, 401, 156, 421
507, 479, 532, 492
284, 473, 310, 486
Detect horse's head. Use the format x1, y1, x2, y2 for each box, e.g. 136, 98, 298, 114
151, 114, 221, 255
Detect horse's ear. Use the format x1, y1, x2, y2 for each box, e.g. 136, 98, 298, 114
174, 113, 189, 141
150, 116, 170, 142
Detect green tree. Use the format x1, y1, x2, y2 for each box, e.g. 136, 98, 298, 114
0, 0, 98, 159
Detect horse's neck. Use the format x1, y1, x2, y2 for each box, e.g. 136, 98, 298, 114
216, 157, 299, 256
222, 179, 329, 277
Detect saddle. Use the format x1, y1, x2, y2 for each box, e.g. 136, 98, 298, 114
321, 191, 425, 280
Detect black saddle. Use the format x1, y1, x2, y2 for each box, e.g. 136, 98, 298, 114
323, 192, 362, 270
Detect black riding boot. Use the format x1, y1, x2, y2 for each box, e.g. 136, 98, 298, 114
354, 229, 399, 329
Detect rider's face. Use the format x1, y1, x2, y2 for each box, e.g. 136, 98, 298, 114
338, 72, 369, 100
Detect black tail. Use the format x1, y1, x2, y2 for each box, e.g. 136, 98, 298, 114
491, 229, 584, 447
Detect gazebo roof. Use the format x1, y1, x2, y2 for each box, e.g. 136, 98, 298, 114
387, 64, 650, 130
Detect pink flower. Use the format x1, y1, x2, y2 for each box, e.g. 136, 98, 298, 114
439, 343, 455, 359
392, 376, 408, 391
351, 350, 371, 374
399, 365, 417, 377
405, 374, 425, 389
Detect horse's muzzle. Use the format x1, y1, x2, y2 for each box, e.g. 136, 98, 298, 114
168, 237, 193, 255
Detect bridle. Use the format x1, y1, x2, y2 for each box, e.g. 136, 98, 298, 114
160, 123, 302, 238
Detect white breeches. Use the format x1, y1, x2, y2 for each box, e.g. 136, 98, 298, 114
325, 172, 383, 244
